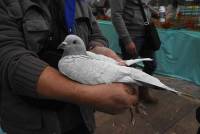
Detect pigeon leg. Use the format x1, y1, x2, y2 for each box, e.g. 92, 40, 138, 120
129, 106, 136, 126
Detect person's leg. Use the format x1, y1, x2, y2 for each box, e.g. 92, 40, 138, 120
196, 107, 200, 134
119, 36, 158, 104
134, 36, 158, 104
197, 128, 200, 134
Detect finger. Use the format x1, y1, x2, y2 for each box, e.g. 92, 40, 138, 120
117, 60, 126, 66
132, 87, 139, 95
125, 85, 138, 95
125, 88, 134, 95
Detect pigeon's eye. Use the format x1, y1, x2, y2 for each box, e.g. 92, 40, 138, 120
73, 40, 77, 44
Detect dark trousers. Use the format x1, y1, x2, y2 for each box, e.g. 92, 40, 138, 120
5, 124, 91, 134
63, 124, 91, 134
196, 107, 200, 134
119, 36, 157, 75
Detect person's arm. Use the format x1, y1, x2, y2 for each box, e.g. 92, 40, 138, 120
110, 0, 131, 46
90, 46, 125, 64
37, 66, 138, 114
110, 0, 136, 57
0, 2, 48, 98
0, 2, 137, 114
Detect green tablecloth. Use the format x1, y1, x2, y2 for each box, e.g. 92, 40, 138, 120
98, 20, 200, 85
0, 129, 3, 134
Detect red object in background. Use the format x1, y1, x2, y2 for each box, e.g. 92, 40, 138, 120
161, 21, 173, 29
185, 20, 195, 29
102, 15, 110, 20
96, 15, 110, 20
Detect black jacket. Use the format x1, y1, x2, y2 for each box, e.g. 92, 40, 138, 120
0, 0, 108, 133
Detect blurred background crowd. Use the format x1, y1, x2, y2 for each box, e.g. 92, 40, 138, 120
87, 0, 200, 31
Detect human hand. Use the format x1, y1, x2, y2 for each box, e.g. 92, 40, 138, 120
37, 67, 138, 115
87, 83, 138, 114
90, 46, 126, 66
125, 42, 137, 58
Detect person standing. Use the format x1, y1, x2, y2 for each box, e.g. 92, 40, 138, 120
0, 0, 138, 133
110, 0, 158, 103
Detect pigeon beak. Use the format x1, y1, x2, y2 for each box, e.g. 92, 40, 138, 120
57, 42, 67, 50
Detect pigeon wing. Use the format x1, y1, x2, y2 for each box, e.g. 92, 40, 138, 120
86, 51, 117, 64
58, 55, 135, 85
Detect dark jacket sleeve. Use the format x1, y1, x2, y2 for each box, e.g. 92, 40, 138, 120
110, 0, 132, 46
0, 2, 48, 98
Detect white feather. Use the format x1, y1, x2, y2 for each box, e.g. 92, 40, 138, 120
58, 35, 180, 94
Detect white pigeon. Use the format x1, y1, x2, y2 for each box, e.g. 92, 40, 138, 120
57, 34, 181, 95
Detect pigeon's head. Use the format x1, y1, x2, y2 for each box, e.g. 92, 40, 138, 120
58, 34, 87, 56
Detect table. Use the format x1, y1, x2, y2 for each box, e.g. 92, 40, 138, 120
0, 128, 4, 134
98, 20, 200, 85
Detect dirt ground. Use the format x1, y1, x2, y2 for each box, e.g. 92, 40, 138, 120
95, 75, 200, 134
